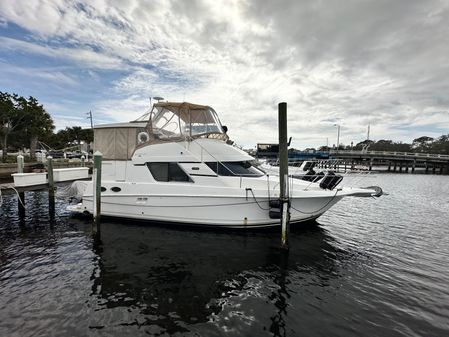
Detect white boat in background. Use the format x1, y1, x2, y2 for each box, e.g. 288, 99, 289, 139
68, 101, 382, 228
258, 160, 318, 178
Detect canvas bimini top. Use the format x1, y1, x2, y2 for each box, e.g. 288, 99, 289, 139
94, 102, 228, 160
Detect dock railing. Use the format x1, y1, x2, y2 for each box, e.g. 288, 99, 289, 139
329, 149, 449, 159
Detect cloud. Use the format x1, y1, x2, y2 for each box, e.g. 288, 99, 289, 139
0, 0, 448, 148
0, 60, 78, 85
0, 36, 125, 70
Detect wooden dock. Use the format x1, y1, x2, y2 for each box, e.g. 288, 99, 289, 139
328, 150, 449, 174
1, 153, 102, 240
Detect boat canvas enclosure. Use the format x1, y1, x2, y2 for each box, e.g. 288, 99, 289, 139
93, 122, 148, 160
144, 102, 226, 141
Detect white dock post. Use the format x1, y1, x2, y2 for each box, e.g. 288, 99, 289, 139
17, 155, 24, 173
81, 155, 85, 167
278, 102, 290, 250
93, 151, 102, 235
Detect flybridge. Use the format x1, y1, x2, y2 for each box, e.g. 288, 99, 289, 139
93, 102, 228, 160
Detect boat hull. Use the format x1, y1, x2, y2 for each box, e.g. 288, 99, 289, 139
72, 193, 343, 229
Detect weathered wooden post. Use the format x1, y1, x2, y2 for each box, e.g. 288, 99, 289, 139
47, 156, 55, 195
17, 155, 25, 215
81, 155, 85, 167
278, 102, 289, 250
47, 156, 55, 216
93, 151, 102, 236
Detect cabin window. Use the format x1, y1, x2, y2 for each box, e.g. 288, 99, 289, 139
205, 161, 263, 177
147, 162, 192, 182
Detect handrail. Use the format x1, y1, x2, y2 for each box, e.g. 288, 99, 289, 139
329, 149, 449, 159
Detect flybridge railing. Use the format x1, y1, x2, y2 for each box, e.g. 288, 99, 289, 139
329, 150, 449, 159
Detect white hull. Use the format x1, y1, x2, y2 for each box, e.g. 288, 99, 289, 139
70, 178, 351, 228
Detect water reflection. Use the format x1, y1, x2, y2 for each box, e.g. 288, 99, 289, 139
2, 175, 449, 336
80, 219, 345, 335
268, 251, 289, 337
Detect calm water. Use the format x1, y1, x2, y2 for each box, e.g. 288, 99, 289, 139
1, 174, 448, 337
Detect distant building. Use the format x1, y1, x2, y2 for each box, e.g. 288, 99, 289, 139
256, 143, 279, 158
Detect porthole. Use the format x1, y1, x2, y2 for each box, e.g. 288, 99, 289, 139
101, 187, 107, 192
111, 187, 121, 192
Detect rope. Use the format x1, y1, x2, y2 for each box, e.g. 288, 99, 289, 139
5, 185, 26, 208
246, 188, 270, 210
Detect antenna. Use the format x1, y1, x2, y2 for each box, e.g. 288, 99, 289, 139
153, 96, 164, 102
367, 123, 370, 141
86, 110, 93, 130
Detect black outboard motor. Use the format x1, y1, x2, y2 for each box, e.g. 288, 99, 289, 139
319, 171, 343, 190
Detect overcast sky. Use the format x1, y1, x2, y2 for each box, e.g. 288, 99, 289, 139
1, 0, 449, 149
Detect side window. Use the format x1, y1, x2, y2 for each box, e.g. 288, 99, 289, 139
168, 163, 192, 182
205, 162, 231, 175
205, 161, 263, 177
147, 162, 192, 182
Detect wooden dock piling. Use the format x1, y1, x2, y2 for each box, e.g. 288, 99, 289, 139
47, 156, 55, 197
47, 156, 55, 216
17, 155, 25, 215
93, 151, 102, 236
278, 102, 290, 250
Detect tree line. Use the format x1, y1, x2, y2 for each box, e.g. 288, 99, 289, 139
318, 135, 449, 154
2, 90, 448, 162
0, 92, 93, 162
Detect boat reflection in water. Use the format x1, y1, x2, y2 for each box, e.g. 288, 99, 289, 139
81, 218, 347, 336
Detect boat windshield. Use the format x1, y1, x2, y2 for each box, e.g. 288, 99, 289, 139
206, 161, 264, 177
147, 102, 225, 141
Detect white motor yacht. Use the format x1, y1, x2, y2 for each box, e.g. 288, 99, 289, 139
68, 101, 381, 228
